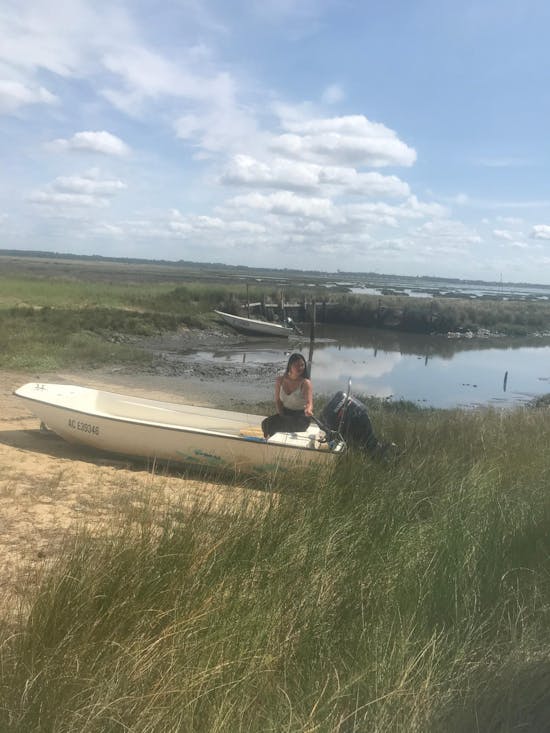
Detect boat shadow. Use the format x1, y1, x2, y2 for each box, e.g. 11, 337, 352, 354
0, 427, 284, 491
0, 426, 155, 472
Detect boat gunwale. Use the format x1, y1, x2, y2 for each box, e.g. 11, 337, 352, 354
214, 310, 294, 334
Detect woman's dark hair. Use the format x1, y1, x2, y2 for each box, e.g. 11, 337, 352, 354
285, 352, 309, 378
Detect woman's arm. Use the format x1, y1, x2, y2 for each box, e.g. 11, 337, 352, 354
302, 378, 313, 416
274, 375, 284, 415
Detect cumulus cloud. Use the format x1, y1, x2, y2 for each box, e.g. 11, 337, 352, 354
221, 155, 320, 190
28, 170, 127, 209
48, 131, 130, 157
169, 213, 264, 235
531, 224, 550, 240
346, 197, 447, 226
220, 154, 411, 198
53, 173, 126, 196
0, 80, 57, 114
270, 115, 417, 167
228, 191, 338, 220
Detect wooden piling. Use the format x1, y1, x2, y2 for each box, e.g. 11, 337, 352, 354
309, 298, 316, 342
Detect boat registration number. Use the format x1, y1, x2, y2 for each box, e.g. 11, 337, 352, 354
68, 418, 100, 436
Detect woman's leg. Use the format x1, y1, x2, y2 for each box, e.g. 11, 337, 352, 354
262, 411, 310, 438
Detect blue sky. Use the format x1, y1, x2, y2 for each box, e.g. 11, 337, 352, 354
2, 0, 550, 282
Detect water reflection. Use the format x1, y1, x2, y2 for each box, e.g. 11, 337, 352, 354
182, 325, 550, 409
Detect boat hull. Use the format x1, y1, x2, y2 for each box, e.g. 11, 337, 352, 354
214, 310, 294, 337
15, 383, 343, 475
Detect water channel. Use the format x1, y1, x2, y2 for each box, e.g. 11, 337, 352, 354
183, 325, 550, 409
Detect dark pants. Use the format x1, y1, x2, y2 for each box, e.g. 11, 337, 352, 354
261, 409, 311, 438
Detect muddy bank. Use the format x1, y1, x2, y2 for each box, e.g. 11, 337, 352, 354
113, 325, 293, 408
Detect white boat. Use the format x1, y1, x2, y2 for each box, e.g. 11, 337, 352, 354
15, 383, 345, 475
214, 310, 297, 338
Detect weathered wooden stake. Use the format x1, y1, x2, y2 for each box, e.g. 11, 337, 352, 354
309, 298, 316, 342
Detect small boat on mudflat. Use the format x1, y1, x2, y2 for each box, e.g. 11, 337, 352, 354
214, 310, 298, 338
15, 383, 345, 475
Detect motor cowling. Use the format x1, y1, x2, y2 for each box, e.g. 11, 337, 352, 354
320, 391, 378, 451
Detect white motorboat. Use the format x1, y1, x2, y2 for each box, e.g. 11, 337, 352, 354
15, 383, 345, 475
214, 310, 298, 338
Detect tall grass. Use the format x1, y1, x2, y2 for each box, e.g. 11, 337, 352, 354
2, 406, 550, 731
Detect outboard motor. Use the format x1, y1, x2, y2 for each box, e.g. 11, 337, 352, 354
320, 391, 379, 452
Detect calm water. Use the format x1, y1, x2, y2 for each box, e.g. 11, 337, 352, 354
184, 325, 550, 409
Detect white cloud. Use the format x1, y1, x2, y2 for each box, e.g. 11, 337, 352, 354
0, 0, 105, 77
220, 154, 410, 198
169, 213, 265, 235
28, 191, 108, 208
271, 114, 417, 167
229, 191, 339, 220
221, 155, 320, 190
28, 170, 127, 210
53, 173, 126, 196
346, 197, 447, 225
0, 79, 57, 114
324, 170, 411, 198
48, 131, 130, 157
531, 224, 550, 240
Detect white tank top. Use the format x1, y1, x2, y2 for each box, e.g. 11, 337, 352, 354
279, 382, 306, 410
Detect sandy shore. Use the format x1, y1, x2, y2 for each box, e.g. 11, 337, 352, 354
0, 362, 272, 617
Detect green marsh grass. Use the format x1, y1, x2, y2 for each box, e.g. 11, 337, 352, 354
0, 307, 155, 370
2, 406, 550, 731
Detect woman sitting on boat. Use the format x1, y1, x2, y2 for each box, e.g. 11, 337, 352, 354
262, 353, 313, 439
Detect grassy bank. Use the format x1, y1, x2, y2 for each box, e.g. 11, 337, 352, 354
322, 293, 550, 336
2, 405, 550, 731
